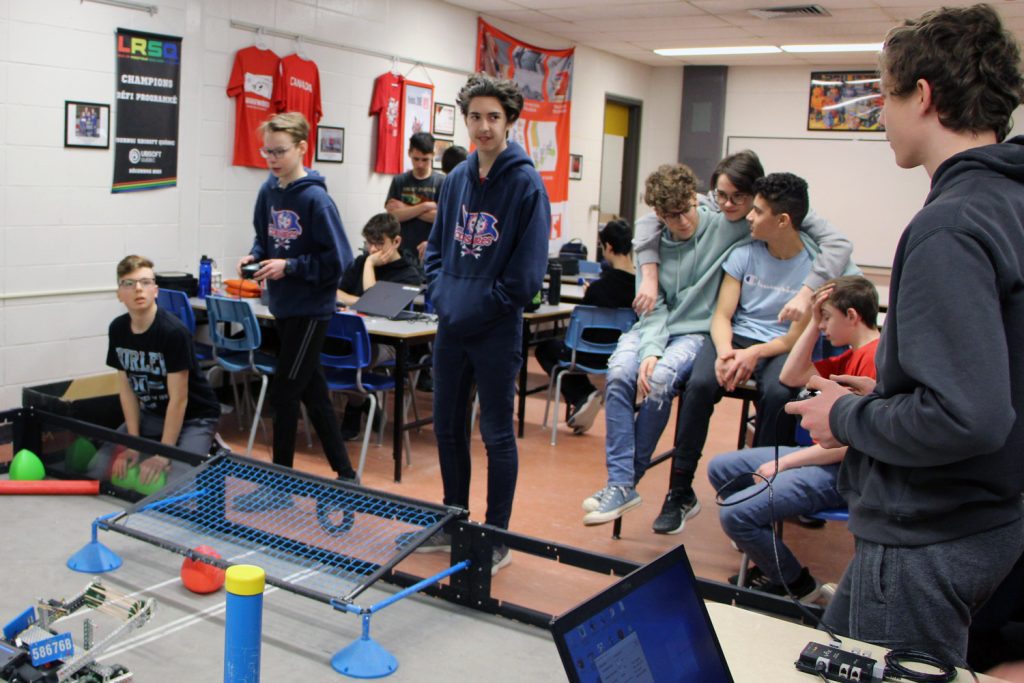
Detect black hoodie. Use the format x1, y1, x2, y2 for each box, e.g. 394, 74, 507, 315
831, 136, 1024, 546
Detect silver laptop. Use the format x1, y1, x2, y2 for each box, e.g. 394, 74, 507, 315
349, 281, 421, 320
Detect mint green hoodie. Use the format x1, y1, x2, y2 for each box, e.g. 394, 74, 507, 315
635, 207, 827, 359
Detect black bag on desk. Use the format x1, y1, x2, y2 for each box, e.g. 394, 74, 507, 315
155, 271, 198, 297
559, 238, 588, 261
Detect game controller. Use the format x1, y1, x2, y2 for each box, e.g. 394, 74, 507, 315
241, 263, 261, 279
792, 388, 821, 402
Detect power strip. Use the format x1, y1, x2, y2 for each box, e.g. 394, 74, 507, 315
795, 641, 886, 682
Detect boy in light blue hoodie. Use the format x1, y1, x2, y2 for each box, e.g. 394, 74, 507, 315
420, 75, 550, 574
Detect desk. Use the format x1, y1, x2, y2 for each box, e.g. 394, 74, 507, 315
706, 602, 999, 682
519, 303, 576, 437
190, 296, 437, 482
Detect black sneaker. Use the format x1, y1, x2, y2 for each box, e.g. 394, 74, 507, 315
415, 371, 434, 393
232, 486, 294, 513
750, 567, 821, 603
728, 565, 766, 588
651, 488, 701, 534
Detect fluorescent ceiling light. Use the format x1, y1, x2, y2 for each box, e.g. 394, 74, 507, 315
655, 45, 781, 56
781, 42, 882, 53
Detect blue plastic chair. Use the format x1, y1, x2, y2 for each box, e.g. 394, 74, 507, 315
321, 312, 411, 479
577, 260, 602, 276
542, 305, 637, 445
157, 288, 213, 361
206, 296, 277, 457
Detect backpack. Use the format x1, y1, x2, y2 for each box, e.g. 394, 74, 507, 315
558, 238, 588, 261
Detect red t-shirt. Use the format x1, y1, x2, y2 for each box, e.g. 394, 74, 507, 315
369, 72, 404, 174
813, 337, 879, 380
275, 54, 322, 167
227, 47, 281, 168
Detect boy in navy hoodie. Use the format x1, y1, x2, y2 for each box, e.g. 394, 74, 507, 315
421, 74, 550, 574
236, 112, 358, 510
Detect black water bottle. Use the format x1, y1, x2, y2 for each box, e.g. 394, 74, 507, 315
547, 261, 562, 305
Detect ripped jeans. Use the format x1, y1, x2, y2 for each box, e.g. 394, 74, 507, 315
603, 330, 705, 488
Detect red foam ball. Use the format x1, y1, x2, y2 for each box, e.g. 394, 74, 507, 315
180, 545, 226, 594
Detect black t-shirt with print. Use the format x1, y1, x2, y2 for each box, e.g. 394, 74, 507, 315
106, 308, 220, 421
387, 170, 445, 255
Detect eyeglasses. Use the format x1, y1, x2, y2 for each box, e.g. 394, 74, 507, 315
659, 206, 692, 221
715, 190, 751, 206
118, 278, 157, 289
259, 145, 295, 160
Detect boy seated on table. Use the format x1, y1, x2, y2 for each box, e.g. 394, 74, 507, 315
336, 213, 422, 439
91, 254, 221, 486
707, 275, 879, 602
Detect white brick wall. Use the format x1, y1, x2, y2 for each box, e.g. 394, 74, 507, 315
0, 0, 684, 409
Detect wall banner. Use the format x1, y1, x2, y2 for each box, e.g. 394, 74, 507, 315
112, 28, 182, 193
476, 19, 574, 240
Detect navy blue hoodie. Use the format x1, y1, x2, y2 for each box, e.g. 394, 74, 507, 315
831, 136, 1024, 546
424, 142, 550, 336
249, 170, 353, 320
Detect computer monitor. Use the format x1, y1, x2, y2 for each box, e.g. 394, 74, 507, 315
550, 545, 733, 683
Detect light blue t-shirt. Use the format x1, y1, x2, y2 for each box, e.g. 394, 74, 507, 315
723, 241, 812, 342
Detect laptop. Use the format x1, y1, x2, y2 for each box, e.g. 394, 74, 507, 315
349, 281, 421, 320
550, 545, 733, 683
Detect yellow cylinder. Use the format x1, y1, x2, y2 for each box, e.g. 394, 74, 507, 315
225, 565, 265, 596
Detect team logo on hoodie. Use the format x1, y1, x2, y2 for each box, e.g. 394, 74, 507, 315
455, 206, 499, 258
268, 208, 302, 250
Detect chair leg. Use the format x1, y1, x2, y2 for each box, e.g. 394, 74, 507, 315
376, 391, 387, 447
356, 394, 376, 481
470, 392, 479, 434
542, 370, 557, 428
550, 370, 566, 446
737, 552, 751, 587
247, 374, 269, 457
229, 371, 244, 431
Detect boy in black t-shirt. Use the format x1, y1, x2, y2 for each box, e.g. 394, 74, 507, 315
95, 255, 221, 484
385, 132, 445, 265
535, 220, 637, 434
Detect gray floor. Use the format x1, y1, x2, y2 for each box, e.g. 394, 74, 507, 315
0, 493, 565, 682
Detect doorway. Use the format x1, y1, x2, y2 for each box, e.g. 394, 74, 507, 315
599, 96, 642, 231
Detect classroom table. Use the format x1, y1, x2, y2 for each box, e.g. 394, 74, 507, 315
190, 296, 437, 482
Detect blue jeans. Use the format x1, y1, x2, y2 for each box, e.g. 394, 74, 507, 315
604, 330, 704, 487
88, 410, 219, 482
432, 314, 522, 529
707, 446, 844, 584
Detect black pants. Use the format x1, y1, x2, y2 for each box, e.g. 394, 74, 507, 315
269, 317, 355, 478
534, 339, 600, 407
669, 333, 799, 491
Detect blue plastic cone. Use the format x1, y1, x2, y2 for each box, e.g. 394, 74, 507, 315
331, 634, 398, 679
67, 540, 122, 573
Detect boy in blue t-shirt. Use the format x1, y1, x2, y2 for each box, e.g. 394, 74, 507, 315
653, 173, 813, 535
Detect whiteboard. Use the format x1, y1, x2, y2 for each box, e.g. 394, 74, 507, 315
726, 136, 932, 268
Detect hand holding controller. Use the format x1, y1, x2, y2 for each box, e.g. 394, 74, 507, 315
792, 388, 821, 402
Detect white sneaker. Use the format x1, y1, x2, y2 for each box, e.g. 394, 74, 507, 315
568, 390, 603, 434
582, 486, 610, 512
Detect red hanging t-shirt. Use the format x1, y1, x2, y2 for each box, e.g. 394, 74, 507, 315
226, 46, 281, 168
275, 54, 322, 167
369, 72, 404, 174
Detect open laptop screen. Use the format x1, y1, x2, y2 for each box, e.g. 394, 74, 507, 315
550, 545, 733, 683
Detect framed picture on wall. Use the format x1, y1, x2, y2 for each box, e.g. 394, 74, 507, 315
316, 126, 345, 163
64, 101, 109, 148
433, 138, 454, 169
569, 154, 583, 180
807, 71, 885, 132
433, 102, 456, 136
401, 80, 434, 173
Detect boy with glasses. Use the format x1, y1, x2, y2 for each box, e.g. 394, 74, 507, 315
238, 112, 358, 504
96, 255, 221, 485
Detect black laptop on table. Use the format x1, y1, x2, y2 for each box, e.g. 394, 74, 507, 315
550, 544, 733, 683
348, 281, 421, 320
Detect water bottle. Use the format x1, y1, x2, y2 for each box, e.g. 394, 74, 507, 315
547, 261, 562, 305
198, 254, 212, 299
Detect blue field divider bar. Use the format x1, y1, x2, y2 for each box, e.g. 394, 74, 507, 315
332, 560, 472, 616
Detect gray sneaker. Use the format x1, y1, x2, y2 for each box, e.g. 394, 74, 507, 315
412, 529, 451, 553
491, 545, 512, 576
582, 486, 611, 512
582, 486, 641, 525
567, 390, 603, 434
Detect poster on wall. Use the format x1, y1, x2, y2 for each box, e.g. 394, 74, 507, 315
401, 80, 434, 173
476, 19, 574, 240
807, 71, 884, 132
112, 28, 182, 193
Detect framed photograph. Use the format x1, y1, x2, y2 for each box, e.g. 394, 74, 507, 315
569, 154, 583, 181
807, 71, 885, 132
316, 126, 345, 163
433, 102, 456, 137
401, 80, 434, 173
64, 101, 109, 148
433, 138, 454, 169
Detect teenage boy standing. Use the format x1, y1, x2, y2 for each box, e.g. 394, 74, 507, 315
789, 4, 1024, 661
386, 131, 445, 265
421, 74, 550, 574
238, 112, 358, 508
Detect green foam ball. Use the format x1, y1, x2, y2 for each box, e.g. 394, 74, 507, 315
135, 471, 167, 496
9, 449, 45, 481
65, 437, 98, 473
110, 464, 139, 490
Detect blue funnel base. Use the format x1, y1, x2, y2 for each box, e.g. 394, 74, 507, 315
331, 636, 398, 679
67, 540, 122, 573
